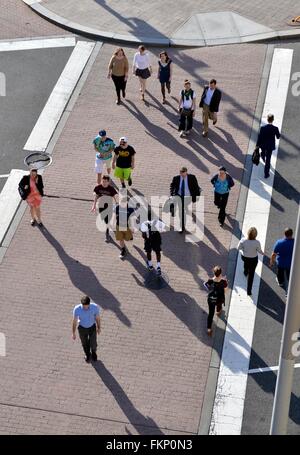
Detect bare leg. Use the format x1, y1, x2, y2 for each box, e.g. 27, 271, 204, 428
30, 206, 35, 222
35, 206, 41, 223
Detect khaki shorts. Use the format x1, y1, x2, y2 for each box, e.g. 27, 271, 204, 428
115, 228, 133, 241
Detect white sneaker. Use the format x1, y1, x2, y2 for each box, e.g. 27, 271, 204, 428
179, 131, 185, 137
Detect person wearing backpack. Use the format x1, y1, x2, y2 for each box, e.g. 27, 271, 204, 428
178, 80, 196, 138
204, 266, 228, 336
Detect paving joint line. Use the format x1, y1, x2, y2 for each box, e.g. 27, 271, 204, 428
0, 401, 196, 435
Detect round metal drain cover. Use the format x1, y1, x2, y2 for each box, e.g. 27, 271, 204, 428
144, 270, 169, 290
24, 152, 52, 170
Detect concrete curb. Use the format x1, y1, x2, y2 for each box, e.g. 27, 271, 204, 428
23, 0, 300, 47
197, 43, 275, 435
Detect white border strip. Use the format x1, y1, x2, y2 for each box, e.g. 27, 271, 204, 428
0, 169, 28, 245
0, 37, 75, 52
24, 41, 95, 152
249, 363, 300, 375
209, 48, 294, 435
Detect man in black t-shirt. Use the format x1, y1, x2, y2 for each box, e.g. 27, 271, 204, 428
91, 175, 118, 242
112, 137, 136, 188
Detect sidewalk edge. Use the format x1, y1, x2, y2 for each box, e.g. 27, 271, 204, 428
23, 0, 300, 48
197, 43, 275, 435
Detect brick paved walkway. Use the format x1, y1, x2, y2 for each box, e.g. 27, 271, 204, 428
0, 42, 266, 434
1, 0, 70, 40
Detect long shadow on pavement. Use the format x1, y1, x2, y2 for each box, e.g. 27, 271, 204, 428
92, 360, 165, 435
41, 228, 131, 327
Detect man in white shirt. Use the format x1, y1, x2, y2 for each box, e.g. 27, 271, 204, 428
199, 79, 222, 137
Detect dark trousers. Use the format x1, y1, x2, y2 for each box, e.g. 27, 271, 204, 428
179, 111, 193, 132
170, 196, 192, 231
242, 256, 258, 294
78, 324, 97, 357
112, 75, 127, 101
99, 203, 109, 225
277, 267, 290, 288
207, 301, 222, 329
161, 81, 171, 98
214, 192, 229, 224
261, 149, 272, 177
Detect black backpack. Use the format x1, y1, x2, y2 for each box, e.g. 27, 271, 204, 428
207, 282, 223, 306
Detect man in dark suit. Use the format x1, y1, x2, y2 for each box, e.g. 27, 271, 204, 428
199, 79, 222, 137
170, 166, 201, 232
256, 114, 280, 178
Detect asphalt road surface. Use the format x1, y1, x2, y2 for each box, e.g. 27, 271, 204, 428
242, 41, 300, 435
0, 45, 74, 192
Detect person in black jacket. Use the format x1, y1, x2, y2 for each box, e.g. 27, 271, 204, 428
18, 169, 44, 226
170, 166, 201, 233
199, 79, 222, 137
211, 166, 234, 227
256, 114, 280, 178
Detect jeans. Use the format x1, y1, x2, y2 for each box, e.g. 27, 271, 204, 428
242, 256, 258, 294
111, 75, 127, 101
277, 267, 290, 288
78, 324, 97, 357
261, 149, 273, 177
214, 192, 229, 224
207, 300, 223, 329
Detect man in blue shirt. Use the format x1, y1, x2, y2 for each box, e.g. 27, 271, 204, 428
270, 228, 294, 289
72, 295, 101, 362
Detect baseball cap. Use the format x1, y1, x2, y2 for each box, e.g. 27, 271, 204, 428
119, 136, 128, 143
99, 130, 106, 137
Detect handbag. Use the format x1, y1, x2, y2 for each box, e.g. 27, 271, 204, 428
18, 185, 27, 200
252, 147, 260, 165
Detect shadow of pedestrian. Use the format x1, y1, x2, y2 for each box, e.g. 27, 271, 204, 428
41, 228, 131, 327
92, 360, 165, 435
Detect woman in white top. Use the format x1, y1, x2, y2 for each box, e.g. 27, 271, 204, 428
238, 227, 265, 296
178, 79, 196, 137
132, 45, 152, 101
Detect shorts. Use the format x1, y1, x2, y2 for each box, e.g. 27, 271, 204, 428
114, 167, 132, 180
135, 68, 151, 79
95, 157, 112, 174
144, 237, 161, 253
115, 227, 133, 241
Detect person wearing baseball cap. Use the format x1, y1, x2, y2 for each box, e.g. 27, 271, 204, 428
93, 130, 115, 184
112, 137, 136, 188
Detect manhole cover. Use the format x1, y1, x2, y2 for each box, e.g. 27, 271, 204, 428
24, 152, 52, 170
144, 270, 169, 290
288, 16, 300, 26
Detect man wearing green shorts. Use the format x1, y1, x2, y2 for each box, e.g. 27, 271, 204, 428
112, 137, 136, 188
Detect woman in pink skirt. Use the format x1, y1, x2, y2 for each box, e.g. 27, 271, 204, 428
18, 169, 44, 226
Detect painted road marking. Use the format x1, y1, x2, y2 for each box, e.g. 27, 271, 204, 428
0, 333, 5, 357
209, 48, 294, 435
0, 169, 28, 246
0, 174, 9, 178
249, 363, 300, 374
24, 41, 95, 152
0, 37, 75, 52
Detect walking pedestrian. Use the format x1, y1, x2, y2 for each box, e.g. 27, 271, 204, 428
178, 80, 196, 137
157, 51, 172, 104
93, 130, 115, 185
107, 47, 129, 105
238, 227, 264, 296
256, 114, 281, 178
112, 137, 136, 188
115, 201, 134, 259
72, 295, 101, 363
18, 169, 44, 227
270, 228, 294, 290
199, 79, 222, 137
204, 266, 228, 336
170, 166, 201, 232
91, 175, 118, 242
140, 219, 165, 275
132, 45, 152, 101
211, 166, 234, 227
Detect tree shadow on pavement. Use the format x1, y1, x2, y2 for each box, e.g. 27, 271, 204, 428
93, 0, 168, 41
130, 245, 212, 346
92, 360, 164, 435
41, 228, 131, 327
